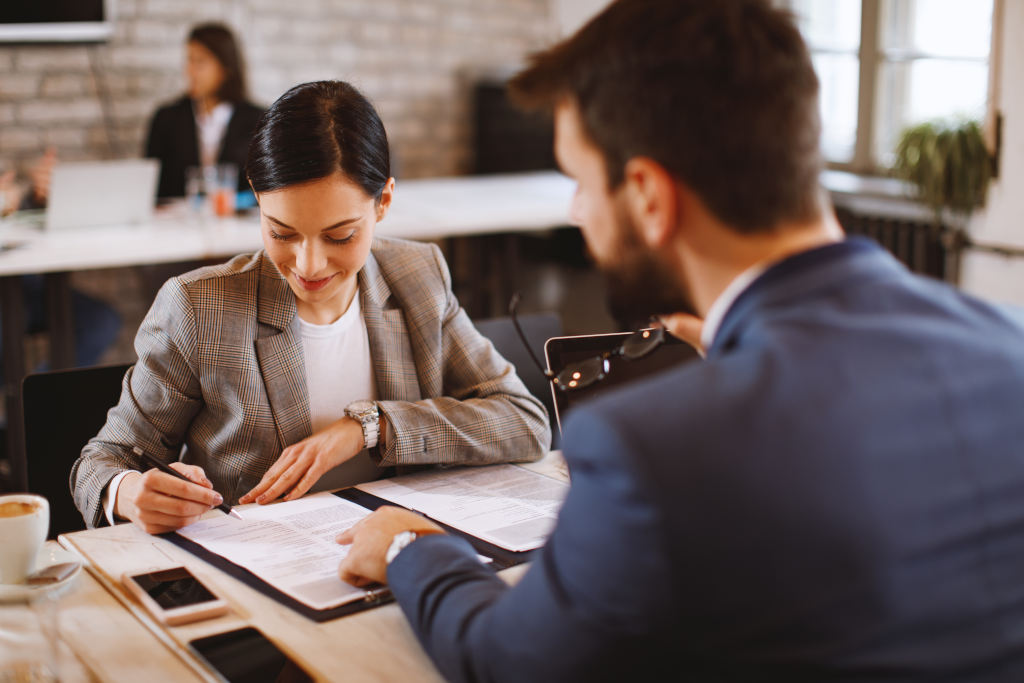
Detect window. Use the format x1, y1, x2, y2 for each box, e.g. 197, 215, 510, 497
786, 0, 995, 173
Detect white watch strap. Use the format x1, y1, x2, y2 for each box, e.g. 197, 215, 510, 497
362, 416, 379, 449
386, 530, 418, 565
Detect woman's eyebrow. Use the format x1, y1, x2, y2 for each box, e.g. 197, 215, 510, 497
263, 214, 362, 232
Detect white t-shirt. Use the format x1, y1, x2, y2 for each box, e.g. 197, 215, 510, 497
297, 292, 380, 492
194, 101, 234, 168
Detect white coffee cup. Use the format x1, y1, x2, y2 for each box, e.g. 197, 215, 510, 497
0, 494, 49, 584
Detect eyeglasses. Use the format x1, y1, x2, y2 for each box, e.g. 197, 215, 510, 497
508, 293, 666, 392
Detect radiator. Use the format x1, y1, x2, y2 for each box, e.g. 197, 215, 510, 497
834, 206, 956, 281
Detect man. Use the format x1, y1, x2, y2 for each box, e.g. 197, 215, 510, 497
337, 1, 1024, 680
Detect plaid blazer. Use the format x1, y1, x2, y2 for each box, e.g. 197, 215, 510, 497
71, 237, 550, 528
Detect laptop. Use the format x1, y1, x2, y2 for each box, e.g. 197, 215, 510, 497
543, 330, 700, 434
45, 159, 159, 230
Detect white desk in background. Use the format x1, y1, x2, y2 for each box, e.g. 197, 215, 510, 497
0, 171, 574, 490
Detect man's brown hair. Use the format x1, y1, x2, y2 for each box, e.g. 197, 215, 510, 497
509, 0, 823, 233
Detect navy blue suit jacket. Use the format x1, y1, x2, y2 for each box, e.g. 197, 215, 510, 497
389, 239, 1024, 682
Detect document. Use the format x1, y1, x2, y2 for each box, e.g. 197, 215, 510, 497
356, 464, 568, 552
177, 493, 373, 610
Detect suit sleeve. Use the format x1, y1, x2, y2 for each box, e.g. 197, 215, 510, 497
69, 277, 204, 528
376, 244, 551, 466
387, 408, 675, 683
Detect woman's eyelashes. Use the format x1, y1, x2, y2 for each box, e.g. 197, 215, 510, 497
325, 230, 357, 244
267, 229, 357, 244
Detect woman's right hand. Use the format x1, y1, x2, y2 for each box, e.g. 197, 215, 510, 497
115, 463, 223, 534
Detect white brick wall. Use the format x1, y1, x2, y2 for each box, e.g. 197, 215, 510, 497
1, 0, 556, 175
1, 0, 559, 367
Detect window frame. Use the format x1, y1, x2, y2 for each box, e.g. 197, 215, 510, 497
784, 0, 1001, 176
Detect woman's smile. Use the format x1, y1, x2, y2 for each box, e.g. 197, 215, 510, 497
293, 272, 336, 291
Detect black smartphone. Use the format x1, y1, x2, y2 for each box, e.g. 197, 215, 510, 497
187, 627, 315, 683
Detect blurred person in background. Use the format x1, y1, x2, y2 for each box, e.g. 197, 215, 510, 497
144, 22, 264, 200
0, 148, 120, 386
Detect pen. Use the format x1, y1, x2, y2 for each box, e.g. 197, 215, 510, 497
132, 447, 242, 519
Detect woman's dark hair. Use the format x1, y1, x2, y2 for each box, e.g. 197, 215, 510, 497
188, 23, 248, 104
246, 81, 391, 201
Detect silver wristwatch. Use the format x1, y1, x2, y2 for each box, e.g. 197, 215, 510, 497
386, 530, 419, 565
345, 400, 379, 449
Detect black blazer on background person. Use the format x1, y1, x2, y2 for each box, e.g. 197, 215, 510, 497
144, 95, 265, 199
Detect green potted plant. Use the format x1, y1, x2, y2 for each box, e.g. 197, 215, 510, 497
891, 118, 993, 281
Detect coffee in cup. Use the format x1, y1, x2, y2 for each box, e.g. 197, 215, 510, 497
0, 494, 49, 584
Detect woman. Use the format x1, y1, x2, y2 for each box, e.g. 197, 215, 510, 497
72, 81, 550, 533
145, 23, 264, 199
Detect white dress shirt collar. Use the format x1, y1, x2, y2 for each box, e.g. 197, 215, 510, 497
699, 262, 769, 351
194, 101, 234, 168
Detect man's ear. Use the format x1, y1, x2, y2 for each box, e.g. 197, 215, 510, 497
622, 157, 679, 248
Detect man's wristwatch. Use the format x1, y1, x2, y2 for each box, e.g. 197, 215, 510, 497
386, 530, 419, 565
345, 400, 379, 450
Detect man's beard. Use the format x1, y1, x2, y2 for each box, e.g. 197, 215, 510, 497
599, 203, 695, 330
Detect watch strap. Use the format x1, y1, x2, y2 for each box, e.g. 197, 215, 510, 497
386, 530, 418, 565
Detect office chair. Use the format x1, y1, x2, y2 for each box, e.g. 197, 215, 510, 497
475, 312, 562, 448
22, 362, 131, 538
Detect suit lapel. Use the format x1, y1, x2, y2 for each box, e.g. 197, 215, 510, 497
180, 98, 200, 168
253, 254, 312, 448
360, 242, 422, 402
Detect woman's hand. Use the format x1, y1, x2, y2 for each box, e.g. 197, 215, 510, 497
116, 462, 222, 534
239, 417, 365, 505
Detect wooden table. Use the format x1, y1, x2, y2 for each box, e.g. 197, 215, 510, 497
0, 171, 575, 489
1, 540, 200, 682
42, 454, 566, 681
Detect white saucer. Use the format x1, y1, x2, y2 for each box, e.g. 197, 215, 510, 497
0, 546, 82, 603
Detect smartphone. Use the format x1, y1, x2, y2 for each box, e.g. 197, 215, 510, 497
122, 567, 229, 626
188, 627, 315, 683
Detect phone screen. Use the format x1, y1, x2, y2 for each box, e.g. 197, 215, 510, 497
189, 627, 315, 683
129, 567, 218, 610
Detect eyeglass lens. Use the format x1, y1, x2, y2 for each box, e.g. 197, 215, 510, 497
553, 327, 665, 391
555, 356, 611, 390
621, 327, 664, 359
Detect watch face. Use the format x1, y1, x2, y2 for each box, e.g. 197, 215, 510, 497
347, 400, 376, 418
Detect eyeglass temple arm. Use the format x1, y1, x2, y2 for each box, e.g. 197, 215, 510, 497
508, 293, 556, 381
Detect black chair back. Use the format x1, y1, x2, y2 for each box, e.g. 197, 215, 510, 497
22, 363, 131, 538
474, 312, 562, 448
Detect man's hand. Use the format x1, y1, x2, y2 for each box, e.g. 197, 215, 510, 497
116, 463, 222, 534
336, 507, 445, 586
657, 312, 704, 353
239, 417, 365, 505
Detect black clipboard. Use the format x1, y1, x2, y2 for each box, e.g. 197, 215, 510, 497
164, 489, 535, 622
333, 489, 536, 570
164, 530, 394, 623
